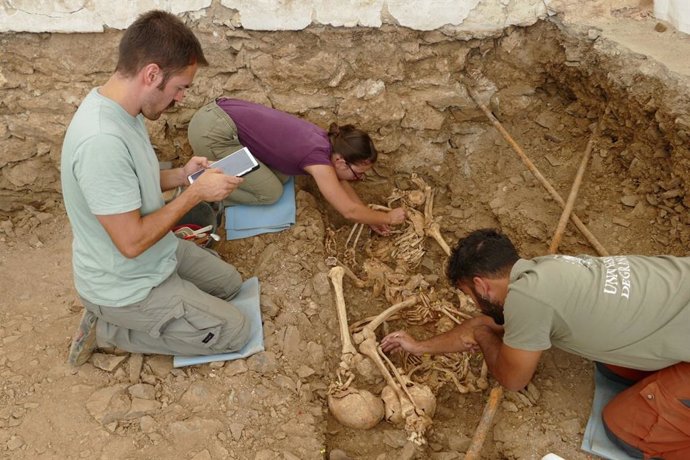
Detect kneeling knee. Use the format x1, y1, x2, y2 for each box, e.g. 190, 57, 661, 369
219, 313, 251, 352
257, 189, 282, 205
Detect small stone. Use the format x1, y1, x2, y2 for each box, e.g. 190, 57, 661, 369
430, 453, 460, 460
447, 433, 471, 452
225, 359, 248, 376
180, 382, 214, 407
254, 449, 276, 460
501, 401, 519, 412
35, 212, 53, 223
128, 383, 156, 400
28, 234, 43, 248
329, 449, 352, 460
654, 22, 667, 33
282, 325, 302, 358
544, 133, 563, 143
383, 429, 408, 448
247, 351, 277, 374
260, 295, 280, 318
282, 451, 301, 460
129, 353, 144, 383
7, 435, 24, 450
612, 217, 631, 228
126, 398, 161, 418
191, 449, 212, 460
311, 272, 331, 296
229, 422, 244, 441
140, 415, 157, 433
526, 382, 540, 402
621, 195, 639, 207
544, 154, 563, 166
296, 365, 315, 379
208, 361, 225, 369
85, 384, 131, 425
274, 374, 295, 392
91, 353, 127, 372
0, 220, 14, 237
400, 441, 418, 460
587, 28, 601, 40
429, 442, 443, 452
146, 355, 173, 378
559, 417, 581, 435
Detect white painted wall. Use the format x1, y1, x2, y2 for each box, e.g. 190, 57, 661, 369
0, 0, 550, 33
3, 0, 682, 34
655, 0, 690, 33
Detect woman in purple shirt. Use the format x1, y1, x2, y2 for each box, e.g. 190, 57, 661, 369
188, 98, 406, 235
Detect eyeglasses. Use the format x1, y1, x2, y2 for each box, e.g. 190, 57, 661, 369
346, 162, 365, 181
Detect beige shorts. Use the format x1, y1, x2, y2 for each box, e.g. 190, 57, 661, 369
188, 100, 289, 206
81, 239, 250, 356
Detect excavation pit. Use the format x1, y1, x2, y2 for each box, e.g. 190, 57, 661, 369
210, 20, 690, 459
1, 13, 689, 460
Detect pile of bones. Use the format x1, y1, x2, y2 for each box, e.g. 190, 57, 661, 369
324, 174, 489, 445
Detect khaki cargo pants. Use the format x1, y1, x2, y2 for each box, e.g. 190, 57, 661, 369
187, 100, 289, 206
603, 362, 690, 460
81, 239, 250, 356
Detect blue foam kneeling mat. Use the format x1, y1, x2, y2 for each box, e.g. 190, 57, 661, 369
581, 365, 638, 460
225, 177, 295, 240
173, 276, 264, 367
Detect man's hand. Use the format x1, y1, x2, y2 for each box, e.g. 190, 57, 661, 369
183, 156, 210, 178
454, 321, 481, 352
381, 331, 424, 355
189, 168, 243, 202
381, 318, 489, 357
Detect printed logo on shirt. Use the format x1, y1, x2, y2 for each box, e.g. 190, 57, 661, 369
602, 256, 631, 299
552, 254, 594, 267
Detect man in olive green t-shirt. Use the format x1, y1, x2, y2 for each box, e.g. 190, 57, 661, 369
382, 229, 690, 460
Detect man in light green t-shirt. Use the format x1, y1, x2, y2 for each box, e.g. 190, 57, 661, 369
62, 10, 251, 365
382, 229, 690, 460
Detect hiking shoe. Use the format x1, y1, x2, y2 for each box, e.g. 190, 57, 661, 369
67, 310, 97, 366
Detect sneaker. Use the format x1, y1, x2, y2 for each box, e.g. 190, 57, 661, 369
67, 310, 98, 366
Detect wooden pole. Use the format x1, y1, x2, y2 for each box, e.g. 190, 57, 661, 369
465, 86, 609, 257
548, 123, 600, 254
464, 386, 504, 460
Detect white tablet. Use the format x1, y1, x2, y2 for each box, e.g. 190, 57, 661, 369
188, 147, 260, 184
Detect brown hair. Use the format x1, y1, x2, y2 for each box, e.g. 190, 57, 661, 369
328, 123, 378, 164
115, 10, 208, 88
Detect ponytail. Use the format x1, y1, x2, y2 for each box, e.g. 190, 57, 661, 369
328, 123, 378, 164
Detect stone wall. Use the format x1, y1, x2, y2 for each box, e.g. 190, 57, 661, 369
0, 16, 487, 211
1, 5, 687, 214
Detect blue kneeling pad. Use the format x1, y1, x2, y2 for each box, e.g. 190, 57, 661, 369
225, 177, 296, 240
173, 277, 264, 368
581, 365, 639, 460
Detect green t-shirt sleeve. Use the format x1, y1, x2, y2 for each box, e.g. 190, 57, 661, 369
502, 289, 553, 352
73, 134, 142, 216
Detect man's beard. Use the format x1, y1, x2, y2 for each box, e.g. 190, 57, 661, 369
471, 287, 505, 325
